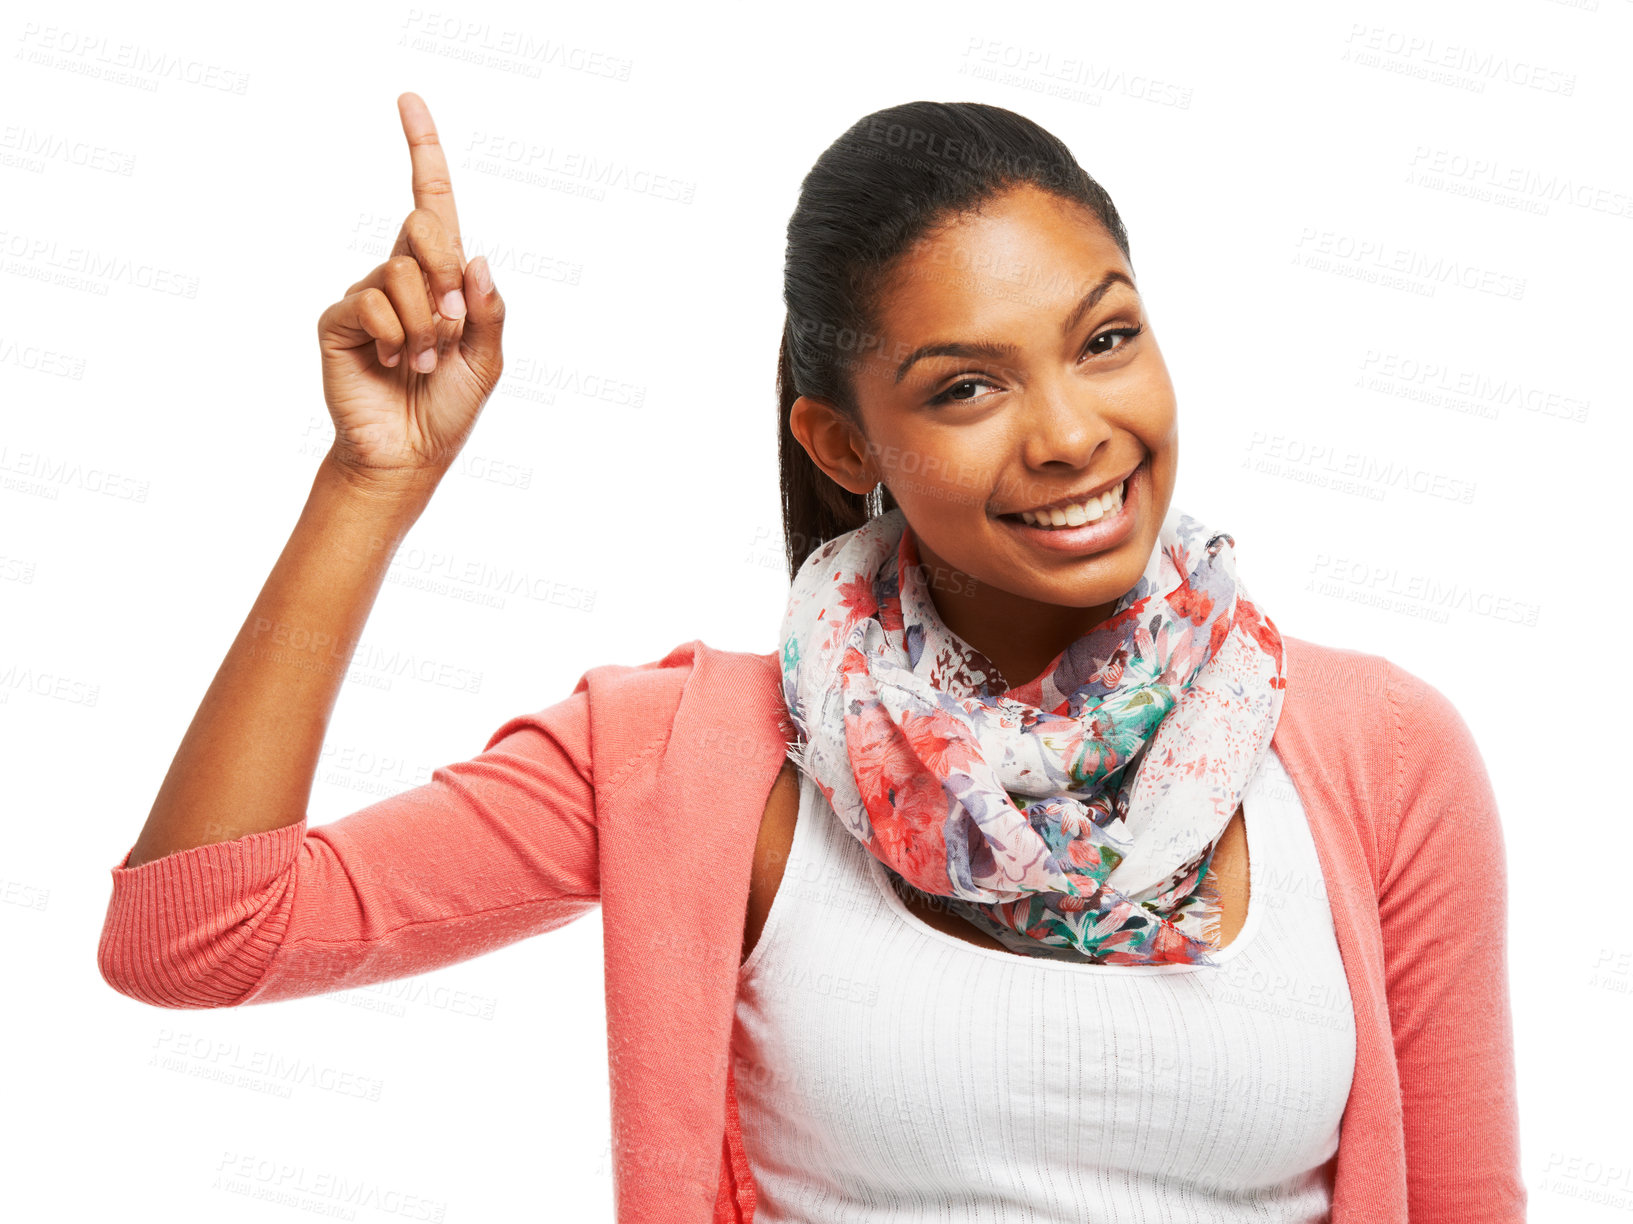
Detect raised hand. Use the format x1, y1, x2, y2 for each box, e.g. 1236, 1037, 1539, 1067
316, 92, 505, 489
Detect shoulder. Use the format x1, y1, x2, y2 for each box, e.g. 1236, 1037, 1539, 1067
543, 639, 780, 715
570, 639, 792, 793
1280, 632, 1476, 750
1288, 630, 1484, 748
1278, 633, 1497, 891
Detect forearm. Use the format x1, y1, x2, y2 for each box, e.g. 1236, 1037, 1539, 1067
124, 451, 439, 868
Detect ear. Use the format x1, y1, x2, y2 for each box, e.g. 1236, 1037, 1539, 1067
789, 395, 879, 496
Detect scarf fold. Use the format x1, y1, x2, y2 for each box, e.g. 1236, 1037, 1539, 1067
778, 505, 1286, 966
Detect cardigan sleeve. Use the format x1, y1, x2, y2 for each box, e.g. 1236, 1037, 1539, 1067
96, 685, 605, 1010
1377, 665, 1527, 1222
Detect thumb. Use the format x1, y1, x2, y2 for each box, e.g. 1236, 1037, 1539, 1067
458, 256, 505, 388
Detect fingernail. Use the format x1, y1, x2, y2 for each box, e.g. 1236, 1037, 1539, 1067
442, 289, 466, 319
383, 348, 401, 367
415, 348, 437, 373
473, 256, 493, 294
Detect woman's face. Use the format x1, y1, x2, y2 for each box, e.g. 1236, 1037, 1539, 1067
790, 182, 1179, 687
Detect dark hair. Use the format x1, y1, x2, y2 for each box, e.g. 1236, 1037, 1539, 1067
776, 101, 1133, 583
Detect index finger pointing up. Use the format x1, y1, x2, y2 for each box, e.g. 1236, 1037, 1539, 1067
397, 92, 464, 264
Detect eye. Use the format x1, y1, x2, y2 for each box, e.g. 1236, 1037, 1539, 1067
924, 323, 1145, 408
1082, 323, 1144, 359
928, 377, 1002, 407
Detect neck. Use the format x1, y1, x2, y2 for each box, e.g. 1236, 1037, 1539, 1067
913, 552, 1122, 692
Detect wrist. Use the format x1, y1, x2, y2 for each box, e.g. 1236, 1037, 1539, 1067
307, 453, 442, 565
318, 447, 446, 511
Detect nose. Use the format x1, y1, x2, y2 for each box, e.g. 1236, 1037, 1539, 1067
1019, 381, 1114, 472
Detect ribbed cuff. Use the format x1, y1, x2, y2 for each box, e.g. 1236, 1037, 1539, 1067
97, 821, 308, 1009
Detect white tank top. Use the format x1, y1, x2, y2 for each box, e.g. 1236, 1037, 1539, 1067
732, 745, 1356, 1223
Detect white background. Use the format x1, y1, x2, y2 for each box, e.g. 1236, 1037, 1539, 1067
3, 0, 1627, 1219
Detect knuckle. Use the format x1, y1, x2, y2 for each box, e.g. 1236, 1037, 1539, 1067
363, 290, 403, 334
403, 207, 440, 239
406, 211, 461, 279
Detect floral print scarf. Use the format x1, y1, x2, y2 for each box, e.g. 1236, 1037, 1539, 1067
778, 506, 1286, 966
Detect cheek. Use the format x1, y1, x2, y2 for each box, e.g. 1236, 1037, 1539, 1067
1140, 368, 1180, 432
879, 429, 995, 512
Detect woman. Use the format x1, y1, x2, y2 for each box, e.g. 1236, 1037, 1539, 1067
98, 94, 1525, 1223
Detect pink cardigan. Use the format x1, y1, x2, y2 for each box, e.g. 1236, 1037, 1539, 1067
97, 634, 1527, 1223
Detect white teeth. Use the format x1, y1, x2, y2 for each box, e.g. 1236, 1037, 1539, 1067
1017, 480, 1125, 528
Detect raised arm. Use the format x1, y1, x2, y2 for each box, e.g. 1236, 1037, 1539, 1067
1378, 666, 1527, 1222
96, 92, 556, 1009
122, 92, 503, 870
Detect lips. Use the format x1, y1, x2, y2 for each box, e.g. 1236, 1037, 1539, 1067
995, 458, 1144, 557
1013, 478, 1124, 528
998, 458, 1145, 522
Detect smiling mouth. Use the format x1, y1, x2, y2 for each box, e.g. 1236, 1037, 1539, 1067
998, 461, 1140, 529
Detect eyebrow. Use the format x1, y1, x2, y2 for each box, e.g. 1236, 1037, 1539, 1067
893, 269, 1138, 384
